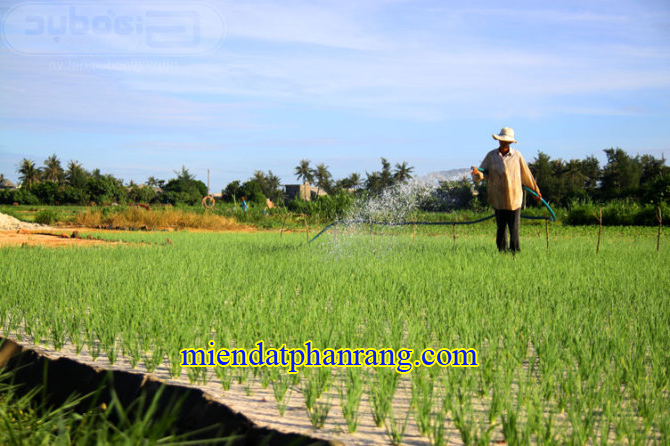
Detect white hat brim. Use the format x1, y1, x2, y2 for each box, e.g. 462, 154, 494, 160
492, 134, 517, 143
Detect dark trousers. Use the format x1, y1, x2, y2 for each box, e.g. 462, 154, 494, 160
494, 209, 521, 252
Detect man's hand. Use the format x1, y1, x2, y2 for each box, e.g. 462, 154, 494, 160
471, 166, 484, 182
534, 193, 542, 202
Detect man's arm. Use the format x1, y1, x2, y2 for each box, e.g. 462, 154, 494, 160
471, 153, 489, 183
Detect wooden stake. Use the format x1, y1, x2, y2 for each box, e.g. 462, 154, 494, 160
545, 218, 549, 250
452, 224, 456, 247
369, 217, 374, 243
412, 220, 416, 243
657, 205, 662, 253
304, 215, 309, 242
593, 208, 602, 254
280, 212, 289, 238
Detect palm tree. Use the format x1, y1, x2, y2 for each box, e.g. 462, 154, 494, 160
349, 173, 361, 190
66, 160, 88, 188
294, 159, 314, 184
379, 158, 394, 188
393, 161, 414, 184
146, 176, 165, 189
265, 170, 282, 202
18, 158, 40, 187
365, 171, 382, 194
252, 170, 269, 195
313, 163, 332, 197
43, 154, 64, 183
337, 173, 361, 191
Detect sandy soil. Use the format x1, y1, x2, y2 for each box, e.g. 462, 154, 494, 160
0, 230, 128, 247
0, 212, 124, 247
0, 211, 52, 231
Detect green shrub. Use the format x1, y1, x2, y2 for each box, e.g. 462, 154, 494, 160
34, 210, 57, 225
566, 201, 667, 226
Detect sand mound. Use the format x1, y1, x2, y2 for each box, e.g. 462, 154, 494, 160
0, 212, 52, 231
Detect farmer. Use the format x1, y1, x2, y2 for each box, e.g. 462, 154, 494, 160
471, 127, 541, 252
240, 196, 248, 212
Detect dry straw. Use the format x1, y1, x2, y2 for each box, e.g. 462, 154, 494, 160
73, 207, 246, 231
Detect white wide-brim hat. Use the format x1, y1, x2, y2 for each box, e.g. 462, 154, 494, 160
492, 127, 517, 143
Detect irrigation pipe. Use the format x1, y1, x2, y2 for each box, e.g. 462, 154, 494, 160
308, 168, 557, 244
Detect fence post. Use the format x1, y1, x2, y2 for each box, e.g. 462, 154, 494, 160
304, 215, 309, 242
657, 206, 663, 253
280, 212, 290, 238
545, 218, 549, 250
593, 208, 602, 254
369, 217, 374, 243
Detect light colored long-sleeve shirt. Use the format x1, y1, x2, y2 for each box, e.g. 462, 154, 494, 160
477, 148, 540, 211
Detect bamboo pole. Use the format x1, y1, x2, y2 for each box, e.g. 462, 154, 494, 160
304, 215, 309, 242
280, 212, 290, 238
545, 218, 549, 250
657, 206, 662, 253
593, 208, 602, 254
369, 217, 374, 243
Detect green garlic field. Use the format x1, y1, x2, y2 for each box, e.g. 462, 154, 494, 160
2, 226, 668, 445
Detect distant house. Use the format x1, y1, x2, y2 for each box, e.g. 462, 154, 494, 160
126, 184, 163, 194
284, 182, 327, 201
0, 179, 17, 190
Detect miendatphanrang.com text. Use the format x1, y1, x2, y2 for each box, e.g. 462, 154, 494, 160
180, 341, 478, 374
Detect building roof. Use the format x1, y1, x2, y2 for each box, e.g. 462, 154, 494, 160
0, 178, 17, 189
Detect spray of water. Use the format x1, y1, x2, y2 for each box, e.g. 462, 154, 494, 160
318, 179, 439, 256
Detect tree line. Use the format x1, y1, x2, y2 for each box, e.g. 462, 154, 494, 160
2, 149, 667, 209
222, 158, 415, 205
0, 156, 415, 206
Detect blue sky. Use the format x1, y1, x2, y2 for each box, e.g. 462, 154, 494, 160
1, 0, 669, 192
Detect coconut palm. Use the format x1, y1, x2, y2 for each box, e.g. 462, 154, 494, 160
66, 160, 88, 188
43, 154, 64, 183
365, 171, 382, 194
393, 161, 414, 184
380, 158, 393, 188
294, 159, 314, 184
252, 170, 268, 193
146, 176, 165, 189
265, 170, 282, 202
18, 158, 40, 187
336, 172, 361, 191
313, 163, 332, 196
